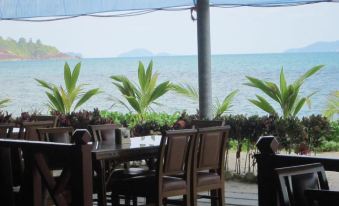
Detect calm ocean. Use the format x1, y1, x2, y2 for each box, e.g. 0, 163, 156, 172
0, 52, 338, 117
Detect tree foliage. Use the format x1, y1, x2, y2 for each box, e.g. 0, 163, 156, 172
245, 65, 323, 118
36, 62, 101, 114
111, 61, 172, 117
324, 90, 339, 120
172, 83, 238, 118
0, 98, 10, 109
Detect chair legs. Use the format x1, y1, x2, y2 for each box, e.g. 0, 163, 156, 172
192, 187, 224, 206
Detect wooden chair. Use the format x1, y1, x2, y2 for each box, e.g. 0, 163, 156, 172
90, 124, 117, 143
31, 115, 58, 127
191, 126, 230, 206
19, 120, 55, 141
37, 127, 74, 143
110, 129, 197, 206
191, 120, 225, 129
305, 188, 339, 206
275, 163, 331, 206
0, 123, 15, 138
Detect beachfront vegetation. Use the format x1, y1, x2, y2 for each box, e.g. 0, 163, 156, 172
111, 61, 172, 118
0, 36, 66, 60
324, 90, 339, 120
245, 65, 323, 119
0, 98, 10, 109
172, 83, 238, 118
35, 62, 101, 114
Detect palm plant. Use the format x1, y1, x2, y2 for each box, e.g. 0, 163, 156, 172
324, 91, 339, 120
245, 65, 323, 118
111, 61, 172, 117
172, 83, 238, 118
36, 62, 101, 114
0, 98, 10, 109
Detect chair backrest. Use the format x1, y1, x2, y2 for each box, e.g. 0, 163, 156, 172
191, 120, 225, 129
275, 163, 329, 206
158, 129, 197, 178
37, 127, 74, 143
193, 126, 230, 173
89, 124, 116, 143
19, 121, 55, 141
31, 115, 58, 127
0, 123, 15, 138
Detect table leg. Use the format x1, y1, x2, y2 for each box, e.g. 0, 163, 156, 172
96, 160, 107, 206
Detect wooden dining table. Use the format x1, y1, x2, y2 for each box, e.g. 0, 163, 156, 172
91, 135, 161, 206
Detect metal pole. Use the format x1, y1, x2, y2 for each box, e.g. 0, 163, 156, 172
197, 0, 213, 120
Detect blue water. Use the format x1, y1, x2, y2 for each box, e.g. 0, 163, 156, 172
0, 52, 338, 117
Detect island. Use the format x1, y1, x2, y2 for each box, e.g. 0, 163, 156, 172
0, 37, 78, 61
286, 40, 339, 53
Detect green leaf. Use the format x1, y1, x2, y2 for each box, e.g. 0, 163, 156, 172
0, 99, 10, 108
249, 95, 276, 115
125, 96, 142, 114
214, 90, 238, 118
150, 81, 170, 102
293, 97, 307, 116
280, 68, 287, 99
71, 62, 81, 91
35, 79, 53, 90
74, 88, 101, 111
294, 65, 323, 87
171, 83, 199, 101
138, 62, 146, 91
64, 62, 72, 92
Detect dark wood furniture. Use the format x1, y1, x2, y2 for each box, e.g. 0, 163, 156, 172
0, 129, 93, 206
110, 129, 197, 206
90, 124, 151, 205
275, 163, 328, 206
92, 135, 161, 206
19, 121, 55, 140
90, 124, 117, 143
256, 136, 339, 206
0, 123, 15, 138
305, 189, 339, 206
31, 115, 58, 127
191, 126, 230, 206
37, 127, 74, 143
191, 120, 225, 129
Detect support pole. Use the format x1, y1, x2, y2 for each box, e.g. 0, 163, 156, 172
197, 0, 213, 120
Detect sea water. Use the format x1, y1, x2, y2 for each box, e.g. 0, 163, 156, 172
0, 52, 338, 117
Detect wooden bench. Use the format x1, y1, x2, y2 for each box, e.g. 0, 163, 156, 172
255, 136, 339, 206
0, 129, 93, 206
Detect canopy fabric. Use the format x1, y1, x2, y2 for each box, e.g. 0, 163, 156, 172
0, 0, 337, 20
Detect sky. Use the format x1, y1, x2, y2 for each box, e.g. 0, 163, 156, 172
0, 3, 339, 58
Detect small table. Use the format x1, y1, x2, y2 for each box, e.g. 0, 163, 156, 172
91, 135, 161, 206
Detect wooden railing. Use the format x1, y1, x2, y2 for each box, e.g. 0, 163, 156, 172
255, 136, 339, 206
0, 129, 93, 206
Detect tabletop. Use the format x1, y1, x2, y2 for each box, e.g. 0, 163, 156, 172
91, 135, 162, 160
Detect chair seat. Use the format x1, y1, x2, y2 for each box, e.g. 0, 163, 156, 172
197, 172, 221, 186
111, 175, 187, 196
163, 176, 187, 192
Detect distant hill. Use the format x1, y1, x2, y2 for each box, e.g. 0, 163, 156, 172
0, 37, 76, 61
286, 40, 339, 53
118, 49, 172, 57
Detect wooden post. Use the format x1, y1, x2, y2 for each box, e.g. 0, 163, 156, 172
255, 136, 279, 206
70, 129, 93, 206
0, 146, 15, 206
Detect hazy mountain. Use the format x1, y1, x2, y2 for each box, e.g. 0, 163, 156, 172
0, 37, 75, 61
286, 40, 339, 53
118, 49, 172, 57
